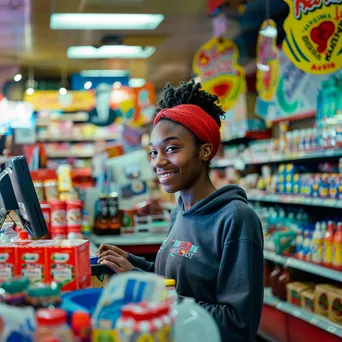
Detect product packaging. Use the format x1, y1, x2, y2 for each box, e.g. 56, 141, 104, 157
0, 244, 17, 281
287, 282, 314, 307
314, 284, 337, 318
328, 287, 342, 325
301, 289, 315, 313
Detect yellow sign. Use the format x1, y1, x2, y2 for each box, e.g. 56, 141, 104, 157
256, 19, 280, 102
193, 37, 246, 111
282, 0, 342, 75
24, 90, 95, 111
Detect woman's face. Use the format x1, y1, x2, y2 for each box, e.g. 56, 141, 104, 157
149, 119, 205, 193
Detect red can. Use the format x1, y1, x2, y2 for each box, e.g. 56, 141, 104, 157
50, 200, 67, 239
66, 200, 83, 233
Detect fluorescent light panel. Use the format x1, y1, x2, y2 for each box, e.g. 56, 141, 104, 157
51, 13, 164, 30
80, 70, 129, 77
67, 45, 156, 59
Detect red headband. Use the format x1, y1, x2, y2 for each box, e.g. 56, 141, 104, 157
153, 104, 221, 160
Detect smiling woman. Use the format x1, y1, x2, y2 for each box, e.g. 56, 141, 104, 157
98, 80, 264, 342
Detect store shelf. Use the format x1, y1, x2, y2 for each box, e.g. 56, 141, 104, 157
264, 251, 342, 283
247, 148, 342, 165
263, 289, 342, 338
36, 113, 88, 126
38, 136, 118, 142
91, 233, 165, 247
248, 191, 342, 208
211, 158, 234, 168
46, 151, 94, 158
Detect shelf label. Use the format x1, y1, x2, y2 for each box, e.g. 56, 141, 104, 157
327, 326, 336, 334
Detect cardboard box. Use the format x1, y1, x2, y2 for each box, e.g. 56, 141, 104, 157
0, 244, 17, 281
47, 240, 90, 291
16, 241, 49, 283
287, 282, 314, 307
314, 284, 337, 318
328, 287, 342, 325
301, 289, 315, 313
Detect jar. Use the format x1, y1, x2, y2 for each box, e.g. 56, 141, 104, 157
0, 276, 30, 306
164, 279, 177, 303
94, 195, 109, 235
66, 199, 82, 236
50, 200, 67, 239
27, 282, 62, 310
44, 179, 59, 201
33, 181, 45, 202
35, 308, 73, 342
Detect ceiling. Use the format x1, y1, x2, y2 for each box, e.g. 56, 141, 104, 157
0, 0, 241, 88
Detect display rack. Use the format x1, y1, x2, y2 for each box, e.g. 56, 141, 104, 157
263, 288, 342, 339
264, 251, 342, 282
38, 136, 118, 142
248, 191, 342, 208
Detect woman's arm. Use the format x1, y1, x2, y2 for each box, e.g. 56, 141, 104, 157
128, 254, 155, 272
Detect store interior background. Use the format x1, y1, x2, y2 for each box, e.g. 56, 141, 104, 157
0, 0, 341, 341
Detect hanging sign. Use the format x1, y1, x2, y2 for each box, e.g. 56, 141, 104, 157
256, 19, 280, 102
193, 37, 246, 111
282, 0, 342, 75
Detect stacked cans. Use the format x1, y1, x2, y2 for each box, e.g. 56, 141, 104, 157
50, 200, 83, 239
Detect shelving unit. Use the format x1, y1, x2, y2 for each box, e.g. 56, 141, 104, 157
46, 151, 95, 159
248, 191, 342, 208
264, 251, 342, 282
38, 135, 118, 142
263, 288, 342, 339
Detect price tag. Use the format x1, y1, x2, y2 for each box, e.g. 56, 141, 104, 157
310, 317, 318, 326
327, 326, 336, 334
293, 309, 301, 318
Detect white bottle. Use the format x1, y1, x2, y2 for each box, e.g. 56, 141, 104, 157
321, 221, 327, 237
311, 222, 323, 263
173, 298, 221, 342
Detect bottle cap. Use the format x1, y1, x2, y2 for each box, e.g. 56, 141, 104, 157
18, 230, 29, 240
36, 308, 67, 326
71, 311, 91, 330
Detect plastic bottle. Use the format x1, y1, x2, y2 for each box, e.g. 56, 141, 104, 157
71, 311, 92, 342
278, 266, 291, 301
173, 297, 221, 342
321, 221, 327, 237
295, 230, 303, 257
269, 264, 282, 297
332, 222, 342, 269
323, 221, 335, 267
311, 222, 323, 263
301, 230, 311, 261
35, 308, 74, 342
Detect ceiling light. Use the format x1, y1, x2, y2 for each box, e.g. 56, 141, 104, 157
84, 81, 92, 90
129, 78, 146, 88
26, 88, 34, 96
113, 82, 122, 89
14, 74, 22, 82
67, 45, 156, 59
80, 70, 129, 77
59, 87, 67, 96
50, 13, 164, 30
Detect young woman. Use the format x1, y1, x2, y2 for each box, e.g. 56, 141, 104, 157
98, 80, 264, 342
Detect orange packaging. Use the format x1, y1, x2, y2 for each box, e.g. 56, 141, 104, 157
47, 240, 90, 291
16, 241, 50, 283
332, 222, 342, 269
0, 244, 18, 281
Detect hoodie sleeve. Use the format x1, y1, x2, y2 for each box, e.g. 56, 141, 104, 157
197, 208, 264, 342
127, 254, 155, 272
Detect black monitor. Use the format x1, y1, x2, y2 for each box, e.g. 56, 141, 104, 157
1, 156, 48, 239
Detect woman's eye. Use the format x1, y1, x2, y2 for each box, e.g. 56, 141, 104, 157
166, 146, 177, 153
149, 151, 157, 158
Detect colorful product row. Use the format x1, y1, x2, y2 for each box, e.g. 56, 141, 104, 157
0, 240, 90, 291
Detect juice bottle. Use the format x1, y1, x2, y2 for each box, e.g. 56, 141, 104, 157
269, 264, 282, 297
278, 266, 291, 301
332, 222, 342, 269
323, 221, 335, 267
311, 222, 323, 263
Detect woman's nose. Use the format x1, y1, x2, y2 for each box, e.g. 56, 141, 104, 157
152, 153, 168, 169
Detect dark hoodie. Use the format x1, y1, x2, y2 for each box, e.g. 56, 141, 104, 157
128, 185, 264, 342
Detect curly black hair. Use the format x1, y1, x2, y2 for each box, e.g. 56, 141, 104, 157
155, 79, 226, 127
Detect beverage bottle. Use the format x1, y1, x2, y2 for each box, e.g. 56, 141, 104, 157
71, 311, 91, 342
332, 222, 342, 269
295, 230, 303, 257
269, 264, 282, 297
311, 222, 323, 263
302, 230, 311, 262
323, 221, 335, 267
278, 266, 291, 301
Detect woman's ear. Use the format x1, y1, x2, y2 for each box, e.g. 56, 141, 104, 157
199, 143, 213, 162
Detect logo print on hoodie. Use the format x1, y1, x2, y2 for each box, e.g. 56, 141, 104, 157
169, 240, 199, 259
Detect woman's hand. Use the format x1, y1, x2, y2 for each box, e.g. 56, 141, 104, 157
98, 249, 134, 273
97, 244, 128, 260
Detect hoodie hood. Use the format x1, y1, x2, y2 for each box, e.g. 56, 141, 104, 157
177, 185, 248, 216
